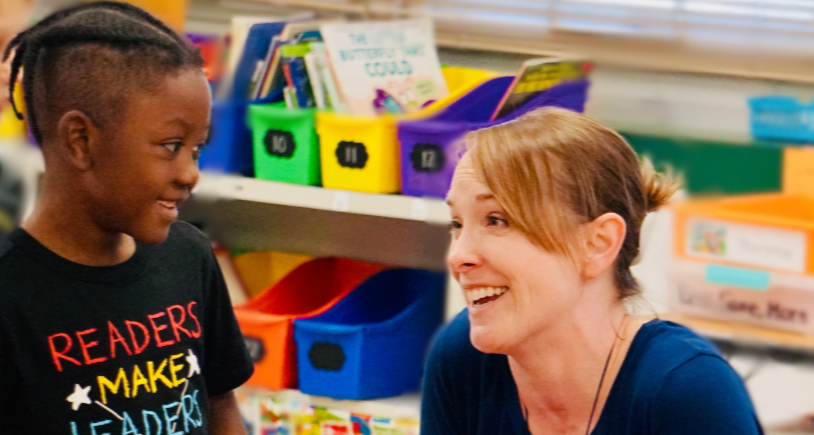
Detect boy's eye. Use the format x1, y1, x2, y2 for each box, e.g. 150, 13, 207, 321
163, 142, 182, 153
449, 220, 462, 232
192, 143, 206, 160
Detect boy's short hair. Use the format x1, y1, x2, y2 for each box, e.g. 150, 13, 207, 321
2, 1, 204, 144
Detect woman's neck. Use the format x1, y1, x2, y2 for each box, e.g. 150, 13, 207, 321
22, 183, 136, 267
508, 295, 643, 435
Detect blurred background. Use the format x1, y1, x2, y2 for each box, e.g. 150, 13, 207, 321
3, 0, 814, 433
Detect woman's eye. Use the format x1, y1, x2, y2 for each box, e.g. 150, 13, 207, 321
487, 215, 508, 227
163, 142, 182, 153
449, 220, 462, 232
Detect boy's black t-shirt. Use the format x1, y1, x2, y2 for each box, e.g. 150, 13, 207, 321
0, 222, 254, 434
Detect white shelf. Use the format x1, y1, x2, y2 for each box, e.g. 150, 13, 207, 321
197, 173, 451, 225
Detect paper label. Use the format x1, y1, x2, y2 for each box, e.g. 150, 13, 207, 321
686, 218, 807, 272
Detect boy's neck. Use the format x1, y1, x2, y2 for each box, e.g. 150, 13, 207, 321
22, 192, 138, 267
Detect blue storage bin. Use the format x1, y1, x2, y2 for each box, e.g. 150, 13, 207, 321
200, 93, 281, 176
294, 268, 445, 400
749, 95, 814, 143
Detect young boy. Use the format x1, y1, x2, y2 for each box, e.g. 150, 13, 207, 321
0, 2, 253, 433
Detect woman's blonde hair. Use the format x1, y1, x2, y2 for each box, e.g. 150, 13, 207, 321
466, 107, 678, 300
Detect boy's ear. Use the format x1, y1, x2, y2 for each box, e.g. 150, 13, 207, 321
57, 110, 95, 171
582, 212, 627, 280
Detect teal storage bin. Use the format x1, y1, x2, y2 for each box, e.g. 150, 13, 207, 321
248, 102, 321, 186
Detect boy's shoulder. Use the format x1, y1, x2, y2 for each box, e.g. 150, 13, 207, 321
163, 220, 212, 252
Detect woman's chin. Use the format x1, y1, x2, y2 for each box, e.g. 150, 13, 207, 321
469, 324, 513, 355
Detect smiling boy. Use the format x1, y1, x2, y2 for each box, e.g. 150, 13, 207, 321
0, 3, 253, 433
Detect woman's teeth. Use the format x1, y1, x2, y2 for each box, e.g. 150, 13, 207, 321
466, 287, 509, 306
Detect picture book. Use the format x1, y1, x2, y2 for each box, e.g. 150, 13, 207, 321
491, 57, 593, 120
319, 19, 448, 116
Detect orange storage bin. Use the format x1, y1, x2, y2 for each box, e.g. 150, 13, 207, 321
235, 258, 386, 390
673, 147, 814, 275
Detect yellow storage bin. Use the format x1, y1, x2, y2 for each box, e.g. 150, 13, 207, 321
0, 86, 26, 140
317, 66, 497, 194
233, 251, 314, 298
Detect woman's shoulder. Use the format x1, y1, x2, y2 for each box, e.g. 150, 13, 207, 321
632, 319, 724, 367
620, 320, 762, 433
622, 319, 734, 387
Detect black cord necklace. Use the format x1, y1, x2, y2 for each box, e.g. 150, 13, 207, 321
523, 334, 619, 435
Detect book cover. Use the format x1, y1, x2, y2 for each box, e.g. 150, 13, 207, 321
320, 19, 448, 116
304, 52, 327, 109
491, 58, 593, 120
230, 22, 287, 101
281, 43, 315, 108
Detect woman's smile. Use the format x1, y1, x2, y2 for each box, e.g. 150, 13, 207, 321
465, 286, 510, 307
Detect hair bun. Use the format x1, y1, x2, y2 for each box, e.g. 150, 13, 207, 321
640, 157, 679, 213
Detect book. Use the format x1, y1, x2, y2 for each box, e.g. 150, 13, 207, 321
304, 52, 327, 109
230, 22, 287, 101
319, 19, 448, 116
491, 57, 593, 120
258, 20, 343, 100
250, 35, 280, 100
280, 43, 316, 108
216, 14, 311, 100
309, 42, 345, 113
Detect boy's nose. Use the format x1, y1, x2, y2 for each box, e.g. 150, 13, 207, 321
175, 155, 199, 189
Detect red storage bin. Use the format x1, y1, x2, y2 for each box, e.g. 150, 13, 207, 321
235, 257, 386, 390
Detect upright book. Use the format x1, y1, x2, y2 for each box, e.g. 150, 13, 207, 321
320, 19, 448, 116
491, 57, 593, 120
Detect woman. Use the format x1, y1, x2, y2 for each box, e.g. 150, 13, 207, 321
421, 107, 763, 434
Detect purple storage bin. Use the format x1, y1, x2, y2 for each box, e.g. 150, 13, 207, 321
398, 77, 590, 198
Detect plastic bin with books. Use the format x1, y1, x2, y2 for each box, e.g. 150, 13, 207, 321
199, 21, 288, 176
398, 58, 592, 198
314, 19, 496, 194
669, 147, 814, 332
294, 268, 445, 400
235, 257, 386, 390
246, 21, 336, 186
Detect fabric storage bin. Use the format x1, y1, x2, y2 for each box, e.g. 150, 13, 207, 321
235, 257, 387, 390
397, 77, 591, 198
316, 67, 497, 194
294, 268, 445, 400
248, 102, 320, 185
669, 259, 814, 334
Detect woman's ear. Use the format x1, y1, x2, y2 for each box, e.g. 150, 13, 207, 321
57, 110, 96, 171
582, 212, 626, 280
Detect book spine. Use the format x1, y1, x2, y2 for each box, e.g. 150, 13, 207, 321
255, 35, 280, 100
282, 54, 315, 108
304, 52, 327, 109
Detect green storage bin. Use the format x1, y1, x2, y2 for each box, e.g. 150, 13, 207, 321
248, 102, 321, 186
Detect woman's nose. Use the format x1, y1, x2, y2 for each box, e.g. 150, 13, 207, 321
448, 228, 480, 275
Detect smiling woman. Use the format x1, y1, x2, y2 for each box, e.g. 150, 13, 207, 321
422, 107, 764, 435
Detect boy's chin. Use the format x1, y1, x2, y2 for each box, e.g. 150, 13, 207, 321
128, 224, 172, 245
